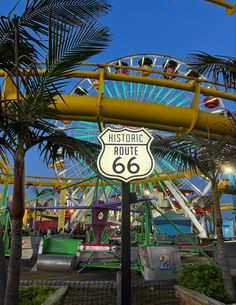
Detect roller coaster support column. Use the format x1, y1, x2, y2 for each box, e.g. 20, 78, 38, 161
121, 182, 131, 305
57, 189, 67, 233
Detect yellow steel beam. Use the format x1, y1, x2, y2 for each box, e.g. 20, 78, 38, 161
96, 67, 106, 131
0, 171, 197, 187
54, 95, 234, 137
1, 69, 236, 102
57, 189, 66, 232
220, 204, 234, 210
205, 0, 236, 15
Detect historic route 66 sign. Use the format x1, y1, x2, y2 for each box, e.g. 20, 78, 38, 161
97, 127, 155, 182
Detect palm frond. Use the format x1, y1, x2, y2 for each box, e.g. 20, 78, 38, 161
151, 135, 202, 175
22, 0, 111, 34
0, 16, 40, 71
46, 19, 110, 80
36, 129, 100, 170
188, 52, 236, 88
0, 40, 38, 71
191, 195, 213, 208
151, 134, 236, 179
0, 129, 14, 157
0, 16, 13, 44
17, 67, 63, 117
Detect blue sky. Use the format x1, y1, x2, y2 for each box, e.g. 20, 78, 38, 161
1, 1, 236, 218
100, 0, 236, 61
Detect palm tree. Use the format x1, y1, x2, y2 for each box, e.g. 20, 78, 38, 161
191, 195, 214, 238
0, 1, 111, 304
151, 134, 236, 301
188, 52, 236, 90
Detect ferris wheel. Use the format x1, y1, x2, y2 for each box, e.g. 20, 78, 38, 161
53, 54, 226, 236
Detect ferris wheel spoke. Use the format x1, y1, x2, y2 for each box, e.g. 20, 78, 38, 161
159, 88, 175, 104
180, 178, 205, 195
166, 91, 185, 106
176, 96, 193, 107
152, 87, 165, 103
122, 81, 128, 99
104, 85, 113, 98
140, 84, 149, 101
147, 85, 158, 101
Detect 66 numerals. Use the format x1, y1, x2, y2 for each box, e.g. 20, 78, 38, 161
112, 157, 140, 174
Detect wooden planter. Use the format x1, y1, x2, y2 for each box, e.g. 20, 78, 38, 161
175, 285, 227, 305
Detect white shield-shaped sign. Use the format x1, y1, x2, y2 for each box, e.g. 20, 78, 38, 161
97, 127, 155, 182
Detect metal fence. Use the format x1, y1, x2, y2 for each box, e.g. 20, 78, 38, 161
62, 281, 115, 305
21, 278, 179, 305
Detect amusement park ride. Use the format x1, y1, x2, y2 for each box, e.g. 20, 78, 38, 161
0, 51, 236, 277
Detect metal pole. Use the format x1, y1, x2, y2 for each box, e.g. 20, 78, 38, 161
121, 182, 131, 305
144, 203, 151, 246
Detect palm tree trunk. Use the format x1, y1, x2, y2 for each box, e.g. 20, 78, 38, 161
4, 151, 25, 305
211, 178, 236, 302
203, 212, 210, 237
0, 237, 6, 305
4, 219, 23, 305
211, 211, 215, 237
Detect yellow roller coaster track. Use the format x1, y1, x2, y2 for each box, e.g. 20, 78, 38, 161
0, 170, 198, 187
1, 65, 235, 139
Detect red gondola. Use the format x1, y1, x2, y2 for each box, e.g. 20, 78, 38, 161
203, 97, 220, 109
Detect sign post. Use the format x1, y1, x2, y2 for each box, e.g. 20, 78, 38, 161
121, 181, 131, 305
97, 127, 154, 305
